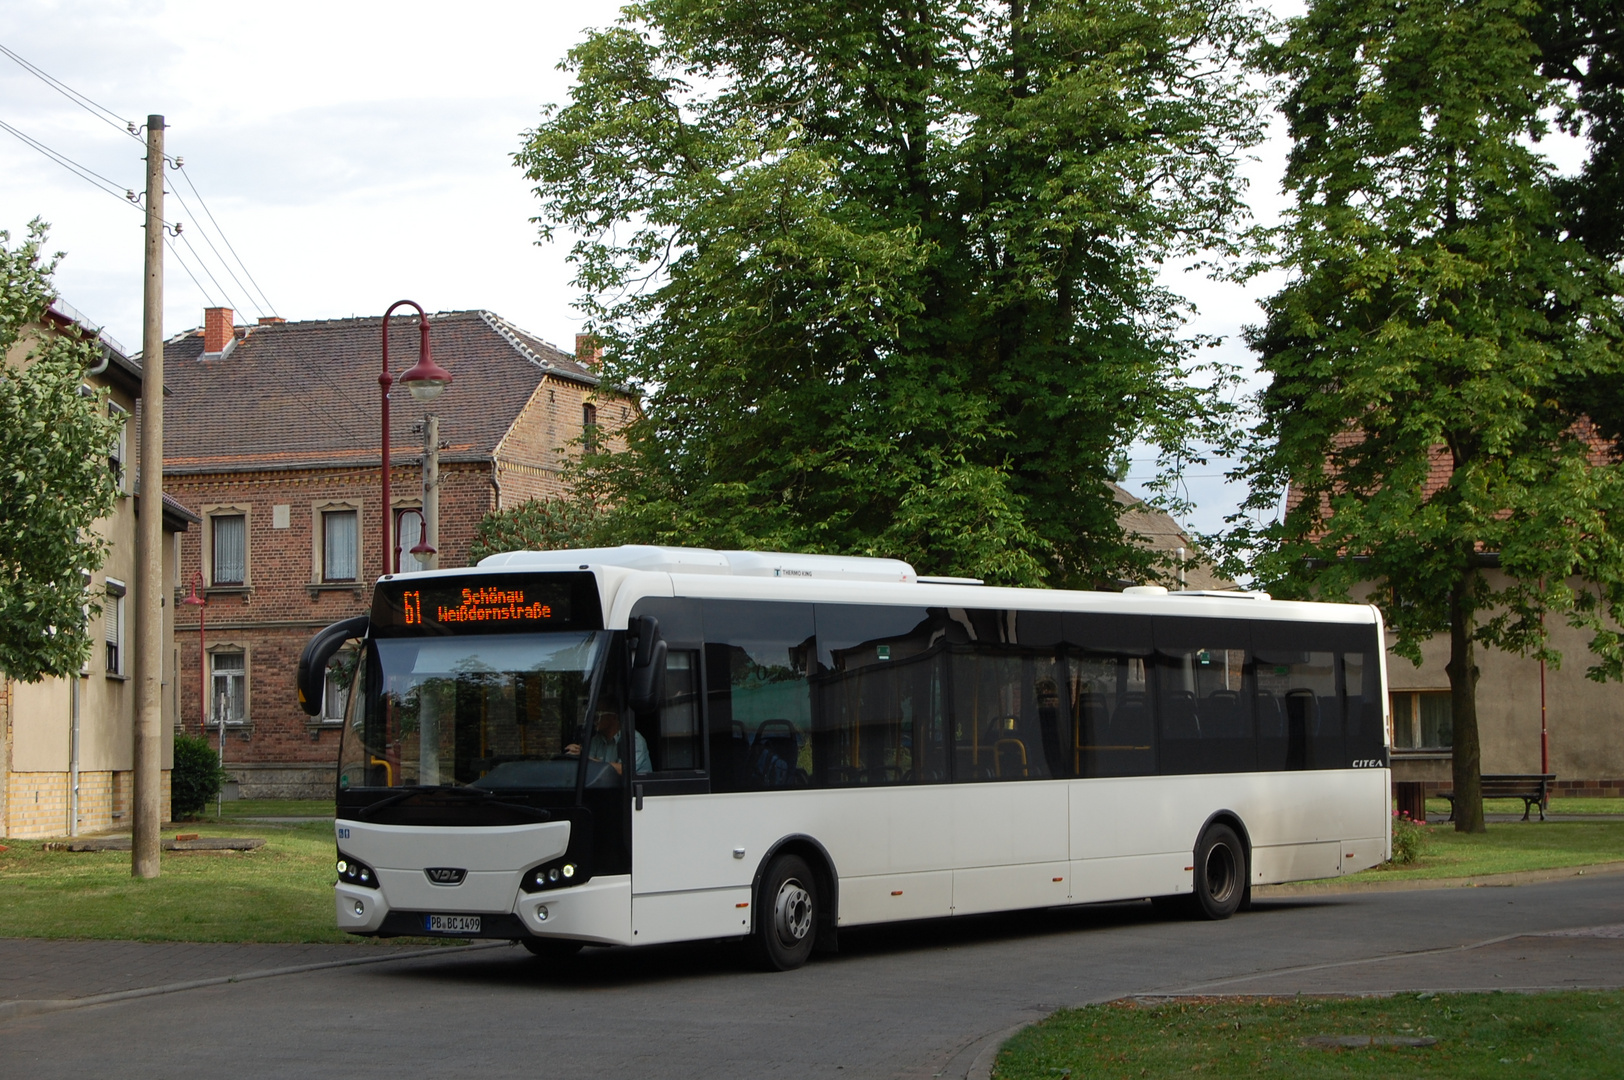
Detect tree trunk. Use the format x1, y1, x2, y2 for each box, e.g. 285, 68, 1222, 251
1445, 564, 1486, 833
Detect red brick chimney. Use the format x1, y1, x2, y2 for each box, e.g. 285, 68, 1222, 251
575, 333, 603, 369
203, 307, 234, 354
257, 316, 286, 326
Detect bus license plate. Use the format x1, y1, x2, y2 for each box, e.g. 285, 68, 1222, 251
425, 914, 481, 934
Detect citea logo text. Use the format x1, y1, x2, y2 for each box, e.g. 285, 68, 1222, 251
1350, 759, 1384, 768
425, 867, 468, 886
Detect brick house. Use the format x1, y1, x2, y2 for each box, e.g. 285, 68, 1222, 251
162, 308, 632, 797
1, 300, 196, 838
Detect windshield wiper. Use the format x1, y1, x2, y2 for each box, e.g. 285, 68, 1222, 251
357, 785, 551, 821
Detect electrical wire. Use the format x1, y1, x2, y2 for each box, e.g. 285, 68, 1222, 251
165, 236, 219, 307
1, 43, 279, 319
0, 42, 142, 143
165, 180, 263, 319
175, 166, 277, 316
178, 232, 246, 316
0, 116, 135, 203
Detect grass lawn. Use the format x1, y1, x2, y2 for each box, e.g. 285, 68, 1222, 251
1424, 797, 1624, 816
994, 992, 1624, 1080
211, 798, 335, 820
0, 820, 358, 943
1352, 820, 1624, 883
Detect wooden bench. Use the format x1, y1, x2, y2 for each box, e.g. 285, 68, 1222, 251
1440, 774, 1555, 822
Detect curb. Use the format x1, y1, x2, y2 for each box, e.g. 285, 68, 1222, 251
1252, 859, 1624, 898
0, 940, 509, 1024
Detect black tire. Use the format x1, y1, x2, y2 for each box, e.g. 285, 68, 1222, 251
1192, 823, 1246, 920
749, 854, 818, 971
521, 936, 584, 959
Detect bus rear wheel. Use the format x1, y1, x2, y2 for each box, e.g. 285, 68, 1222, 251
521, 936, 584, 960
1192, 823, 1246, 921
749, 854, 817, 971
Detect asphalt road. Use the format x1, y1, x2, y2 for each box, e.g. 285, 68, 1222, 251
6, 874, 1622, 1080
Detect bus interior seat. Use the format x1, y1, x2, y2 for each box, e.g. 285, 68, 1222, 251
1163, 690, 1201, 739
992, 737, 1028, 778
1108, 695, 1150, 745
748, 719, 806, 789
1284, 688, 1318, 733
1255, 691, 1284, 737
1205, 690, 1243, 737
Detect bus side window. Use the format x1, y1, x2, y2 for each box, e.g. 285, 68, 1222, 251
947, 611, 1059, 783
702, 600, 815, 792
812, 604, 946, 787
637, 650, 701, 773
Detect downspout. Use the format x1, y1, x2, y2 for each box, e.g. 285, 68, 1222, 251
69, 675, 81, 837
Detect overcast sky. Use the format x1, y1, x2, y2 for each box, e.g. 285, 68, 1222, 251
2, 0, 1579, 543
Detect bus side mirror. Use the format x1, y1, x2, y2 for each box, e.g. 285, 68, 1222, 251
628, 615, 667, 714
297, 615, 370, 716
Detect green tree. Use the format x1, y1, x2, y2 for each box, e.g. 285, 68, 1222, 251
517, 0, 1268, 587
468, 496, 606, 562
0, 221, 122, 681
1233, 0, 1624, 832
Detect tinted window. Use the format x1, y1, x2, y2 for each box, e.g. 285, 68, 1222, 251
1153, 617, 1255, 774
703, 601, 814, 791
813, 605, 948, 786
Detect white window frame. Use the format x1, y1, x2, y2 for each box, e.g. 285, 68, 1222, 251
205, 506, 251, 587
311, 499, 364, 585
108, 402, 128, 493
104, 578, 126, 676
208, 646, 249, 727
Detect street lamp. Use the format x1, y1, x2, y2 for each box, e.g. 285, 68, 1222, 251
380, 301, 452, 575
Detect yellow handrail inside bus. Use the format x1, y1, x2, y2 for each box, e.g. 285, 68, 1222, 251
369, 756, 394, 786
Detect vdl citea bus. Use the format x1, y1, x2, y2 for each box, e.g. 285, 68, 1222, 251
297, 546, 1391, 970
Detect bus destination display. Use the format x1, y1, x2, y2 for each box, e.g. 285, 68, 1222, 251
373, 572, 601, 635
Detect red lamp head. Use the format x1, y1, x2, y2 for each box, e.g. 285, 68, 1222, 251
400, 327, 451, 403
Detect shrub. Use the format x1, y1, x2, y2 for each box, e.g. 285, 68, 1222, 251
1388, 810, 1432, 865
171, 733, 228, 819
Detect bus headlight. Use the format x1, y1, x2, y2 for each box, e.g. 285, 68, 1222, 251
337, 853, 379, 889
521, 860, 583, 893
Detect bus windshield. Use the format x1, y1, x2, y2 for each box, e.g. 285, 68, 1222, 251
338, 632, 605, 791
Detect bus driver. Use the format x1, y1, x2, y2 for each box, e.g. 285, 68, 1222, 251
566, 710, 651, 776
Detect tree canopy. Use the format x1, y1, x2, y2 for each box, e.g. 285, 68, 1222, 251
517, 0, 1268, 586
0, 221, 122, 681
1232, 0, 1624, 831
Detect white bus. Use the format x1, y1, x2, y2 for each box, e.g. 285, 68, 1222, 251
298, 546, 1391, 970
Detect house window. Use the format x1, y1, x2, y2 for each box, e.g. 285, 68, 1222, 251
582, 402, 598, 452
212, 513, 246, 585
1390, 690, 1452, 749
211, 651, 247, 726
395, 508, 427, 572
109, 403, 128, 491
323, 509, 358, 581
104, 579, 126, 675
323, 652, 354, 723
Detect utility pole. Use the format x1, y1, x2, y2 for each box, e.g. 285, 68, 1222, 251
422, 415, 440, 571
132, 113, 165, 879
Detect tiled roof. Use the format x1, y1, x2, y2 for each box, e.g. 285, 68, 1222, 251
160, 310, 599, 475
1110, 483, 1234, 590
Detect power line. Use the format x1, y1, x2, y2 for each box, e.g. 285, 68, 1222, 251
0, 116, 136, 203
1, 43, 279, 319
165, 236, 218, 306
166, 179, 263, 319
178, 231, 246, 316
0, 41, 142, 143
176, 165, 277, 316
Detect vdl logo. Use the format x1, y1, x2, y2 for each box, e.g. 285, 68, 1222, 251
425, 867, 467, 886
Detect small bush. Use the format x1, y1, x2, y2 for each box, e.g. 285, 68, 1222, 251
171, 733, 228, 819
1388, 810, 1432, 865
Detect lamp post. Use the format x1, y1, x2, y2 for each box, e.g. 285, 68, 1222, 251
180, 570, 220, 818
380, 301, 452, 576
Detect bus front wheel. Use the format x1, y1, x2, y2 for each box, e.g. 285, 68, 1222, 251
750, 854, 818, 971
1192, 824, 1246, 920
